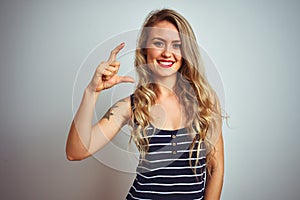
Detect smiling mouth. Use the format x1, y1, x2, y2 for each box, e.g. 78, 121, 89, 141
157, 60, 174, 68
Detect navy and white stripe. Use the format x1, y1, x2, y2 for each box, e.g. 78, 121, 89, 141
126, 125, 206, 200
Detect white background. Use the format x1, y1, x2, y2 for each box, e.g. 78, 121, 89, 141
0, 0, 299, 199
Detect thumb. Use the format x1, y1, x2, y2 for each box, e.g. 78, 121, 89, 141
118, 76, 135, 83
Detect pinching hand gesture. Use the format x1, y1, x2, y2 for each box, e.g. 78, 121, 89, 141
87, 43, 134, 92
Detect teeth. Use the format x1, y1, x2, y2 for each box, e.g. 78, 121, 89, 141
158, 61, 173, 65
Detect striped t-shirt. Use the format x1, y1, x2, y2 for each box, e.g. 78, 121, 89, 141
126, 96, 207, 200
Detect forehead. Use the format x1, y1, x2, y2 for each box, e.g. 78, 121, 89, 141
148, 20, 180, 41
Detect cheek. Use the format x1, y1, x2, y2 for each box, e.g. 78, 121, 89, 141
146, 48, 161, 62
175, 54, 182, 64
172, 49, 182, 61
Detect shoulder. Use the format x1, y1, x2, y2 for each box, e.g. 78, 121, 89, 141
101, 95, 132, 125
114, 95, 131, 106
111, 95, 132, 117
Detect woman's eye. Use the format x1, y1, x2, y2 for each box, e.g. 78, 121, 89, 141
153, 41, 164, 48
173, 43, 181, 49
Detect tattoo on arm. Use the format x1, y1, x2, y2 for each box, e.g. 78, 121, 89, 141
102, 106, 117, 120
102, 99, 126, 121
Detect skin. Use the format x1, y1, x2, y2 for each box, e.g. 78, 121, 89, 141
204, 134, 224, 200
66, 20, 224, 200
66, 43, 134, 160
145, 21, 186, 130
146, 21, 182, 80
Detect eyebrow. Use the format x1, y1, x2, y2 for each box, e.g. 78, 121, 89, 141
152, 37, 181, 43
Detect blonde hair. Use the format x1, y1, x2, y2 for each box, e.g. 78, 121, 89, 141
130, 9, 222, 177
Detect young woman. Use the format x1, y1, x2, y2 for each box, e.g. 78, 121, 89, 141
66, 9, 224, 200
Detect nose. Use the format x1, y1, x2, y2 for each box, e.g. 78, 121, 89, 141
161, 45, 172, 58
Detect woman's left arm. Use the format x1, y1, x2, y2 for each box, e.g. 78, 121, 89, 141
204, 133, 224, 200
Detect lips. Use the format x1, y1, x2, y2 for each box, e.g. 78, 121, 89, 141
157, 60, 174, 68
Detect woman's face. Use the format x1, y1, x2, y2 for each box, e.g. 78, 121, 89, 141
145, 20, 182, 78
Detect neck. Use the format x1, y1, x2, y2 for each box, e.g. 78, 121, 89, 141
153, 75, 177, 96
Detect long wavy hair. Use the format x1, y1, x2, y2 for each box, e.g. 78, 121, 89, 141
130, 9, 222, 176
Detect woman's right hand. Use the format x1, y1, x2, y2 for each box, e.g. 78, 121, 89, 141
87, 42, 135, 93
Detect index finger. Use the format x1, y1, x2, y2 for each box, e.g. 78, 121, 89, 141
107, 42, 125, 63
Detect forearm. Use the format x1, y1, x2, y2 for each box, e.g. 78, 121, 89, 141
204, 134, 224, 200
66, 88, 100, 160
204, 167, 224, 200
66, 43, 134, 160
